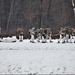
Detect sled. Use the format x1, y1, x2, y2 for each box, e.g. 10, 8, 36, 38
2, 39, 16, 43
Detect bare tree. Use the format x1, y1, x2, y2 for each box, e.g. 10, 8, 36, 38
0, 0, 3, 29
72, 0, 75, 14
6, 0, 14, 32
29, 0, 32, 28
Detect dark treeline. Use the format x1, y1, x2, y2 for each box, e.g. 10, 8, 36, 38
0, 0, 75, 38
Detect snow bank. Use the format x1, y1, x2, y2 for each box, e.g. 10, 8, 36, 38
2, 36, 17, 42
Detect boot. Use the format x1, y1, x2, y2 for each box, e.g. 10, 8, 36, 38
31, 41, 35, 43
62, 41, 65, 43
58, 41, 60, 43
42, 40, 46, 43
37, 40, 40, 42
66, 41, 69, 43
70, 41, 72, 43
50, 40, 53, 43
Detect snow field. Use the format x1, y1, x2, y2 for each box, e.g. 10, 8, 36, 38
0, 39, 75, 74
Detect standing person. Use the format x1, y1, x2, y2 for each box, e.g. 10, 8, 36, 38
29, 27, 35, 43
17, 27, 24, 42
58, 28, 63, 43
36, 28, 41, 42
46, 28, 53, 42
19, 29, 24, 42
40, 28, 47, 43
61, 27, 69, 43
68, 27, 72, 43
73, 29, 75, 43
65, 27, 69, 43
0, 28, 2, 42
58, 27, 66, 43
69, 28, 75, 43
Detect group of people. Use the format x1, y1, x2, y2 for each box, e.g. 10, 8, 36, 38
29, 26, 75, 43
58, 26, 75, 43
0, 26, 75, 43
29, 27, 53, 43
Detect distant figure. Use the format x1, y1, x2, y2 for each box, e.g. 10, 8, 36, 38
58, 26, 75, 43
46, 28, 53, 42
0, 28, 1, 38
29, 27, 35, 43
17, 27, 24, 42
0, 28, 2, 42
58, 28, 63, 43
64, 26, 69, 43
36, 28, 41, 42
58, 27, 67, 43
73, 29, 75, 43
40, 28, 47, 43
69, 28, 75, 43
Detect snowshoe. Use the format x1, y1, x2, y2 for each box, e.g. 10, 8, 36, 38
62, 41, 65, 43
42, 41, 46, 43
57, 41, 60, 43
0, 38, 2, 42
30, 41, 35, 43
50, 40, 53, 43
31, 41, 35, 43
19, 40, 23, 42
0, 40, 2, 42
70, 41, 72, 43
30, 40, 32, 42
66, 41, 69, 43
37, 40, 40, 42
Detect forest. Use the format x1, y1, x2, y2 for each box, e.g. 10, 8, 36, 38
0, 0, 75, 38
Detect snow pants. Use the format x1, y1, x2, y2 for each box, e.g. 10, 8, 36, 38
19, 35, 23, 42
37, 34, 41, 42
30, 35, 35, 42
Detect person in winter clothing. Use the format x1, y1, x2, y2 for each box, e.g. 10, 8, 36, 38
29, 27, 35, 43
17, 27, 24, 42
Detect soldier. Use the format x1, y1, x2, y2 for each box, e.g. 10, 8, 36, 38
0, 28, 2, 42
40, 28, 47, 43
58, 27, 64, 43
46, 28, 53, 42
58, 28, 62, 43
68, 27, 72, 43
69, 28, 75, 43
61, 28, 67, 43
29, 27, 35, 43
73, 29, 75, 43
17, 27, 24, 42
36, 28, 41, 42
62, 26, 73, 43
65, 26, 70, 43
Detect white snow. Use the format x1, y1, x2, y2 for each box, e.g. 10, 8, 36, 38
2, 36, 17, 42
0, 39, 75, 74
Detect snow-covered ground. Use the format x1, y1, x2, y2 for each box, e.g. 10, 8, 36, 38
0, 39, 75, 74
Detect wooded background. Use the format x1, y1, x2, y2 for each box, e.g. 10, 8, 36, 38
0, 0, 75, 38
